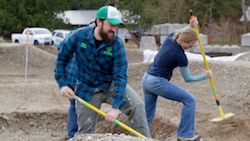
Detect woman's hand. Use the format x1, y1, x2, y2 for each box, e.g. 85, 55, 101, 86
205, 70, 212, 78
190, 16, 199, 27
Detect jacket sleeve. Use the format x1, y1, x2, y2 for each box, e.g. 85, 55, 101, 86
54, 31, 77, 88
179, 66, 206, 82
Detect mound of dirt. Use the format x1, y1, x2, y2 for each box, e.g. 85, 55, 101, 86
1, 43, 250, 141
69, 133, 158, 141
0, 43, 56, 80
125, 49, 143, 63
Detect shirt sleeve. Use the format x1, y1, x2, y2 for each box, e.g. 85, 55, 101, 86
180, 24, 191, 31
112, 42, 128, 108
179, 66, 206, 82
54, 31, 77, 88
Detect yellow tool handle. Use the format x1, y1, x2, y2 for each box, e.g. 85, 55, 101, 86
190, 10, 225, 118
193, 26, 217, 94
71, 95, 147, 139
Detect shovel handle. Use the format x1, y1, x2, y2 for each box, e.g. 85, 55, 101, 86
188, 10, 227, 119
70, 95, 147, 139
189, 10, 195, 19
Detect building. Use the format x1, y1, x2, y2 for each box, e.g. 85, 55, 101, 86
57, 10, 136, 39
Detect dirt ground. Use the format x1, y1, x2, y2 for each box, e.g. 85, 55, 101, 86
1, 43, 250, 141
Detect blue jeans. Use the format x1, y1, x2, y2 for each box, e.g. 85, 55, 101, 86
67, 99, 78, 139
141, 72, 196, 138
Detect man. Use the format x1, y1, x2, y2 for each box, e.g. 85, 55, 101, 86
54, 5, 151, 138
57, 25, 93, 139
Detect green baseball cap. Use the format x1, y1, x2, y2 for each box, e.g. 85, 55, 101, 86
97, 6, 124, 25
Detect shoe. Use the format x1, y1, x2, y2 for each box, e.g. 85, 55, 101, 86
177, 135, 202, 141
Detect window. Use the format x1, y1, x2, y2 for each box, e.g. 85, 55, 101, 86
25, 30, 33, 35
56, 32, 63, 38
34, 29, 51, 34
52, 31, 56, 36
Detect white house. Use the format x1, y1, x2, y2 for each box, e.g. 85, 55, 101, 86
57, 10, 138, 39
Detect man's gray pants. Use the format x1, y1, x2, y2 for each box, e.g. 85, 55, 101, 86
74, 84, 151, 138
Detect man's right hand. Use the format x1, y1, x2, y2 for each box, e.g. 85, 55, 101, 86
60, 86, 75, 99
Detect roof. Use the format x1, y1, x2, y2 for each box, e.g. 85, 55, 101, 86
28, 27, 50, 30
57, 10, 137, 25
53, 29, 72, 32
57, 10, 98, 25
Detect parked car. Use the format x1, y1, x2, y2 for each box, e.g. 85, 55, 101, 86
124, 31, 142, 43
11, 27, 52, 45
51, 29, 71, 46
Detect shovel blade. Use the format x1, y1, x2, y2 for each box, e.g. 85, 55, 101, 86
209, 113, 235, 122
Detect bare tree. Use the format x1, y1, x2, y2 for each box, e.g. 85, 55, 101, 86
209, 0, 214, 23
115, 0, 119, 9
242, 0, 248, 33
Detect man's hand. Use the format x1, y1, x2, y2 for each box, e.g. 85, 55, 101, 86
60, 86, 75, 99
105, 108, 120, 123
189, 16, 198, 27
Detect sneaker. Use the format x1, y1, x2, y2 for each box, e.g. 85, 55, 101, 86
177, 135, 202, 141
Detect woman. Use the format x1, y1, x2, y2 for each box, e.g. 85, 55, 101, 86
141, 18, 212, 141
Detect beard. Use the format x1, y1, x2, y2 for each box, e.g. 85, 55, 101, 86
99, 25, 114, 42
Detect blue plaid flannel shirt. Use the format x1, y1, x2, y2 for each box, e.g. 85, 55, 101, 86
54, 26, 128, 108
56, 35, 77, 89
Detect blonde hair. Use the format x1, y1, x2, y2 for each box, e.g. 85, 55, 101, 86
173, 27, 197, 43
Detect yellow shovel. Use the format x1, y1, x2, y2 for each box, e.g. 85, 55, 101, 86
71, 95, 147, 139
189, 10, 235, 122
